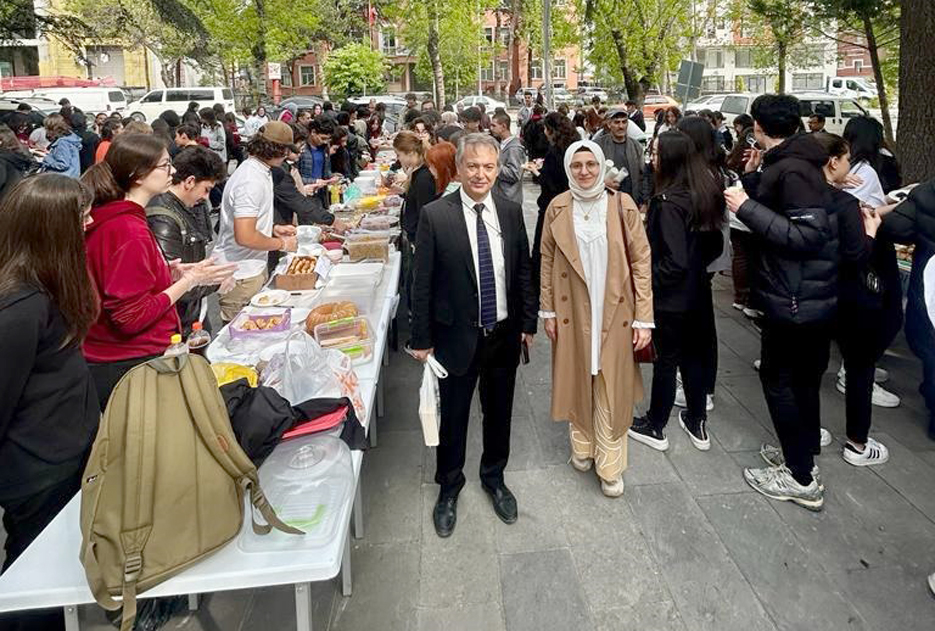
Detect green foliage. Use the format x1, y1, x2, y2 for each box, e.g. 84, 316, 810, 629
322, 42, 388, 98
519, 0, 577, 60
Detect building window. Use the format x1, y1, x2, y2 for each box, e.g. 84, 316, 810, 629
497, 60, 509, 81
854, 59, 863, 72
382, 28, 397, 56
741, 75, 771, 93
299, 65, 316, 86
484, 27, 494, 45
706, 48, 723, 69
706, 21, 716, 38
530, 59, 543, 80
792, 72, 824, 91
498, 27, 510, 47
702, 76, 725, 92
481, 62, 495, 82
552, 59, 566, 80
734, 48, 753, 68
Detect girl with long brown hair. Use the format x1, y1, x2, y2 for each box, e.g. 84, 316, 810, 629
81, 133, 234, 409
0, 175, 100, 596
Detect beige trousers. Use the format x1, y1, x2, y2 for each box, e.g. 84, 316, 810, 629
570, 372, 627, 482
219, 270, 268, 322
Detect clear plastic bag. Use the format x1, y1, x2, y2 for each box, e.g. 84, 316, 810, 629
260, 330, 341, 405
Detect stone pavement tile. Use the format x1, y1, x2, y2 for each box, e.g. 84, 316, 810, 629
715, 316, 762, 362
623, 437, 682, 487
696, 493, 868, 631
627, 483, 776, 631
708, 389, 777, 453
417, 602, 506, 631
871, 405, 933, 452
504, 408, 547, 474
526, 384, 575, 466
919, 450, 935, 467
870, 432, 935, 522
826, 565, 935, 631
547, 462, 645, 542
759, 452, 935, 575
720, 375, 773, 430
361, 429, 424, 544
419, 483, 501, 608
571, 541, 668, 612
716, 346, 759, 379
243, 582, 336, 631
330, 541, 420, 631
664, 421, 752, 497
592, 600, 687, 631
492, 469, 568, 554
499, 549, 592, 631
379, 372, 421, 434
518, 340, 552, 386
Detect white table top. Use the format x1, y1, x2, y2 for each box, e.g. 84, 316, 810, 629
0, 253, 401, 613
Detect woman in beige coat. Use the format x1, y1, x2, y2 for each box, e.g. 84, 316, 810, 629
540, 140, 654, 497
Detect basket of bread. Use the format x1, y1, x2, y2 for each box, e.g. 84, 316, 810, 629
275, 255, 319, 290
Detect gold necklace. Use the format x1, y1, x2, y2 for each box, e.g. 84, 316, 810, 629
581, 199, 601, 221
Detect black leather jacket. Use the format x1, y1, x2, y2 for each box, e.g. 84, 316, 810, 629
146, 192, 217, 335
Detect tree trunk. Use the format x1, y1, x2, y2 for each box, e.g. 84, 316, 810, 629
494, 10, 503, 99
610, 28, 641, 104
427, 0, 446, 107
863, 13, 895, 147
898, 0, 935, 181
776, 40, 787, 93
509, 0, 522, 95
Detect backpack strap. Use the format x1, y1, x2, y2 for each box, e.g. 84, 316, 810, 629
178, 356, 303, 536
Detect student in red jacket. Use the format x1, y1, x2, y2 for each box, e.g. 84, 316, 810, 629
81, 133, 234, 410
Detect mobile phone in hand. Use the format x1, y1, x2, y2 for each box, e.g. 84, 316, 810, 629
521, 340, 530, 365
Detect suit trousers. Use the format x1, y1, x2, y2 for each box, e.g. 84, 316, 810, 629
759, 320, 832, 485
436, 324, 519, 497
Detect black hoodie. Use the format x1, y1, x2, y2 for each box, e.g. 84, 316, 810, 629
0, 149, 35, 202
738, 133, 840, 324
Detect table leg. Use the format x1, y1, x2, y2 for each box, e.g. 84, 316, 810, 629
187, 594, 200, 611
353, 482, 364, 539
64, 605, 80, 631
376, 375, 385, 419
294, 583, 313, 631
369, 404, 378, 448
341, 534, 353, 597
382, 338, 390, 367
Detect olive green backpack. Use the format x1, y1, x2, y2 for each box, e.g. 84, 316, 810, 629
79, 354, 302, 631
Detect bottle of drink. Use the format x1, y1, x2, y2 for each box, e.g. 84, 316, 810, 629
187, 322, 211, 356
163, 333, 189, 357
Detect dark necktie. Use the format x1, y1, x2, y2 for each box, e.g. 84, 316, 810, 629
473, 203, 498, 329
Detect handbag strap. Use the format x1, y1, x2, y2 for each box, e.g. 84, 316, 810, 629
614, 193, 638, 301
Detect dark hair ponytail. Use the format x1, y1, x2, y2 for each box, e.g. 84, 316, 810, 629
654, 130, 724, 231
81, 133, 166, 206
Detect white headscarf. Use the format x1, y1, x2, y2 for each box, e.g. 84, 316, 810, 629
563, 139, 608, 202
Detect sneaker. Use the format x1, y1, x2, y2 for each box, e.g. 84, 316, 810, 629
732, 302, 746, 312
742, 307, 764, 319
875, 367, 889, 384
754, 359, 761, 371
674, 374, 714, 411
600, 476, 625, 498
570, 455, 593, 472
835, 378, 901, 408
820, 427, 832, 447
928, 572, 935, 597
743, 465, 824, 511
842, 437, 889, 467
758, 444, 824, 490
678, 410, 711, 451
628, 416, 669, 451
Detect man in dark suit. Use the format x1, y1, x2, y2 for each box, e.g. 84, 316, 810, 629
625, 99, 646, 131
410, 133, 537, 538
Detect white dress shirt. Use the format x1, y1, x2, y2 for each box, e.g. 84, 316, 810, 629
574, 194, 610, 375
460, 188, 508, 323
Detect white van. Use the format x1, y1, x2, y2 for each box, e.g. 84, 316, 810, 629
718, 92, 869, 135
125, 87, 235, 122
3, 87, 127, 115
826, 77, 877, 102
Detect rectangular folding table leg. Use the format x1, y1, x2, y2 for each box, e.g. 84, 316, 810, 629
64, 605, 80, 631
187, 594, 200, 611
341, 535, 353, 597
382, 339, 390, 367
376, 376, 385, 419
353, 483, 364, 539
294, 583, 313, 631
369, 408, 378, 448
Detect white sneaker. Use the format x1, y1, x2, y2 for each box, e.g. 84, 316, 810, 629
674, 373, 714, 411
835, 377, 901, 408
742, 307, 764, 319
732, 302, 745, 311
842, 437, 890, 467
600, 476, 625, 498
928, 572, 935, 597
820, 427, 832, 447
758, 443, 824, 490
743, 465, 824, 511
570, 455, 593, 472
754, 359, 761, 371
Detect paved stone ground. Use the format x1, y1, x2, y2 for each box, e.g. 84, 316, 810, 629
65, 180, 935, 628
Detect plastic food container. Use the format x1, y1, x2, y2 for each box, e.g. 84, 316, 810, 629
275, 255, 319, 290
315, 277, 380, 318
296, 225, 322, 244
313, 316, 374, 365
360, 214, 399, 230
229, 309, 291, 339
327, 261, 384, 287
345, 236, 390, 263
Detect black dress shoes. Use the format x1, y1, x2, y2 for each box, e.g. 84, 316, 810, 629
433, 494, 459, 538
482, 483, 518, 524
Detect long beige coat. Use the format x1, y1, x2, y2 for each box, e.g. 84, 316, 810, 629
539, 190, 654, 440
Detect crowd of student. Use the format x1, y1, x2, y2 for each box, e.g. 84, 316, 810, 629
2, 85, 935, 629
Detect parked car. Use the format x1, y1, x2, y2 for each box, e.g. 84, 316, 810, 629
642, 94, 680, 120
719, 92, 869, 135
576, 87, 609, 106
686, 94, 726, 112
0, 97, 57, 130
455, 95, 508, 113
349, 95, 408, 117
125, 86, 235, 122
512, 86, 538, 104
825, 76, 877, 102
3, 87, 127, 116
551, 87, 576, 106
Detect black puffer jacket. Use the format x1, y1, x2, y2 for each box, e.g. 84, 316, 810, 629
145, 192, 217, 335
882, 178, 935, 253
738, 133, 838, 324
646, 188, 723, 313
0, 150, 34, 202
